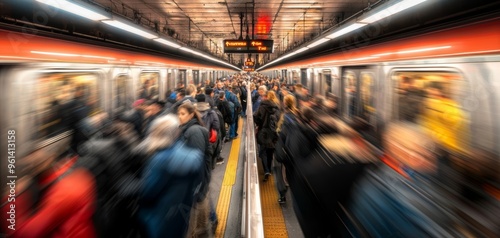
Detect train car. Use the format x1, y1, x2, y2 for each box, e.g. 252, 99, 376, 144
262, 16, 500, 236
0, 28, 236, 192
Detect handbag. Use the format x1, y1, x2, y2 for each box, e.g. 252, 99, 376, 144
209, 128, 217, 143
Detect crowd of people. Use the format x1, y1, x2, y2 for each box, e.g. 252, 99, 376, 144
3, 72, 498, 238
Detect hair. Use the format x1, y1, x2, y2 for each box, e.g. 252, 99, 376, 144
186, 84, 197, 95
137, 114, 180, 155
218, 91, 225, 99
205, 87, 213, 95
178, 102, 204, 126
283, 94, 299, 115
258, 85, 267, 93
266, 90, 280, 105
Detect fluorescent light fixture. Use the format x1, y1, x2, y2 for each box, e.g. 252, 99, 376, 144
359, 0, 428, 24
154, 38, 181, 48
306, 38, 330, 48
398, 46, 451, 54
102, 20, 158, 39
31, 51, 79, 57
36, 0, 109, 21
326, 23, 366, 39
294, 47, 308, 54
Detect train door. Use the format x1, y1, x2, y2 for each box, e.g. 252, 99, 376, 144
341, 66, 380, 146
193, 70, 200, 86
300, 68, 308, 88
112, 74, 130, 117
178, 69, 187, 87
323, 69, 332, 96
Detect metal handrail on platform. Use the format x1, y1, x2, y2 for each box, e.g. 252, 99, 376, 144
241, 83, 265, 238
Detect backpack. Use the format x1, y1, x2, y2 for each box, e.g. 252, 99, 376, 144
217, 100, 233, 124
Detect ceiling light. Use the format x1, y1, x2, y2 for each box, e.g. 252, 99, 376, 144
154, 38, 181, 48
35, 0, 109, 21
358, 0, 428, 24
306, 38, 330, 48
102, 20, 158, 39
325, 23, 366, 39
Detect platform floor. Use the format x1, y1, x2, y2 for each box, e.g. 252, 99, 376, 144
208, 117, 303, 238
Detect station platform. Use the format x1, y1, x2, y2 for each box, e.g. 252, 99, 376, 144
209, 117, 303, 238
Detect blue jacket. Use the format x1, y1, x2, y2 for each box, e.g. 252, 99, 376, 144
138, 141, 204, 238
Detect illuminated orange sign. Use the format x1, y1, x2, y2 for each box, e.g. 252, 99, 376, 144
223, 39, 273, 53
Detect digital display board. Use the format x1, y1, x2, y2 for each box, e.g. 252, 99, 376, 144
224, 40, 273, 53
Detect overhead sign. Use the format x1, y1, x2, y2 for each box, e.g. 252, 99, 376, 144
224, 39, 273, 53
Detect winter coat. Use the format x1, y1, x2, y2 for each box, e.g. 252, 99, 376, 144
10, 158, 96, 238
254, 100, 280, 148
180, 118, 211, 201
138, 141, 204, 238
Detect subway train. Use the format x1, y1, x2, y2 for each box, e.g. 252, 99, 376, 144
261, 17, 500, 236
0, 28, 236, 189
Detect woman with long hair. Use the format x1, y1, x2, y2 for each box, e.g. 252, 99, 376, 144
254, 90, 281, 182
177, 102, 213, 237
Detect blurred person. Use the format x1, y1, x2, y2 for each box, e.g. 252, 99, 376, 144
274, 94, 301, 204
225, 85, 241, 140
254, 90, 281, 182
398, 76, 425, 122
177, 103, 213, 237
143, 100, 165, 135
421, 81, 468, 152
165, 89, 177, 109
76, 120, 141, 238
5, 144, 96, 237
215, 92, 231, 150
239, 81, 248, 117
349, 123, 468, 238
204, 87, 216, 108
121, 98, 147, 139
196, 94, 221, 169
137, 114, 204, 238
161, 86, 196, 115
252, 85, 267, 113
294, 84, 306, 109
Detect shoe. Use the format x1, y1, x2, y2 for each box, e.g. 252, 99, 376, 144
216, 157, 224, 165
278, 196, 286, 204
263, 173, 270, 182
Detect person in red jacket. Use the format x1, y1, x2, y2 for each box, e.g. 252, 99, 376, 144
2, 145, 96, 238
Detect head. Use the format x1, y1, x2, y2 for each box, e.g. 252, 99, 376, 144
178, 101, 202, 125
284, 94, 298, 114
218, 91, 225, 100
267, 90, 279, 105
145, 100, 164, 117
427, 81, 444, 99
186, 84, 197, 97
195, 93, 206, 103
176, 89, 186, 101
258, 85, 267, 97
139, 114, 181, 154
205, 88, 214, 97
384, 123, 438, 173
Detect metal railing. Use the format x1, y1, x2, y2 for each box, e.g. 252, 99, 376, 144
241, 84, 265, 238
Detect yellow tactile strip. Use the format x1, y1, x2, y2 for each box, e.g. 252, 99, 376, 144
215, 118, 243, 238
259, 157, 289, 237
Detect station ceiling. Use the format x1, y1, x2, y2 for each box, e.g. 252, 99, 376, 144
91, 0, 372, 60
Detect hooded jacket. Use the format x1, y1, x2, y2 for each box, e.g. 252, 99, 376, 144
196, 102, 220, 134
179, 118, 211, 201
139, 141, 204, 238
254, 100, 280, 148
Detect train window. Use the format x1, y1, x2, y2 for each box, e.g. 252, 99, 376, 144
113, 75, 129, 115
343, 71, 358, 119
138, 72, 159, 100
35, 73, 101, 139
393, 71, 469, 152
360, 72, 376, 121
